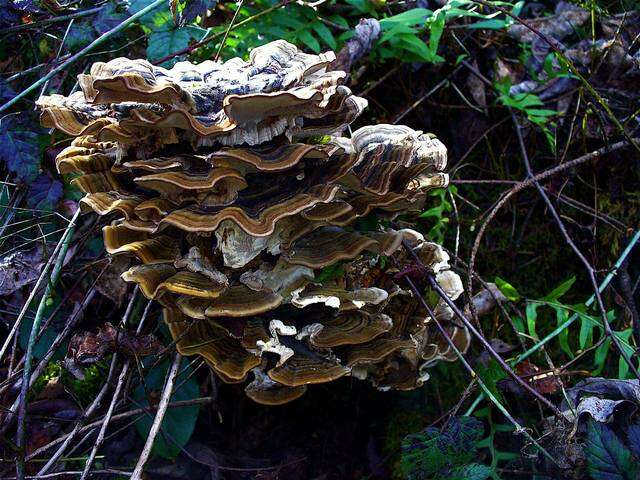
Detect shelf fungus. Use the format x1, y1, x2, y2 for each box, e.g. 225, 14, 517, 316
39, 40, 469, 405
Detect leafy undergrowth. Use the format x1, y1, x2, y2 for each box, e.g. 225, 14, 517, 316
1, 0, 640, 479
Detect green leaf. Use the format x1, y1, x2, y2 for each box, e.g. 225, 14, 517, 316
615, 329, 635, 379
180, 0, 218, 26
448, 464, 493, 480
400, 416, 486, 479
128, 0, 170, 29
147, 25, 206, 66
494, 276, 520, 301
585, 421, 639, 480
19, 297, 61, 360
525, 302, 539, 339
578, 313, 595, 350
297, 29, 321, 53
311, 21, 336, 49
465, 18, 507, 30
593, 337, 611, 376
379, 8, 432, 29
94, 1, 129, 34
475, 358, 506, 403
396, 34, 434, 62
315, 262, 345, 284
426, 10, 445, 59
66, 22, 95, 51
133, 358, 201, 459
555, 307, 573, 358
543, 276, 576, 301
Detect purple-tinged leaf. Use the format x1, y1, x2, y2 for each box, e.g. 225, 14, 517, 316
28, 173, 63, 210
0, 113, 43, 182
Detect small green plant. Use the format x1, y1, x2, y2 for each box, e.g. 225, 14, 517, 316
420, 186, 456, 244
400, 416, 492, 480
494, 78, 558, 151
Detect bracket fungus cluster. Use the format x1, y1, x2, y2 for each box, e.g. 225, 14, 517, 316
38, 40, 470, 405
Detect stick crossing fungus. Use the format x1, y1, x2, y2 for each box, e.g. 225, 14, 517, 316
38, 40, 469, 404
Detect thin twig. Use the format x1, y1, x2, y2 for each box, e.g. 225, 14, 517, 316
130, 352, 182, 480
80, 295, 150, 480
213, 0, 245, 62
0, 210, 80, 363
14, 210, 80, 480
2, 6, 105, 34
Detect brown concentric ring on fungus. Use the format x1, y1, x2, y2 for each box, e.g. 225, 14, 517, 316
161, 184, 340, 235
345, 337, 416, 367
79, 192, 142, 219
245, 369, 307, 405
204, 286, 283, 318
267, 353, 350, 387
133, 168, 248, 205
121, 263, 176, 299
103, 224, 180, 263
307, 312, 393, 348
55, 146, 116, 174
208, 143, 336, 173
164, 310, 260, 380
155, 271, 228, 299
71, 171, 121, 194
283, 227, 404, 269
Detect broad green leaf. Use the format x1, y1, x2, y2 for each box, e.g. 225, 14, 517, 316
615, 329, 635, 379
66, 22, 95, 51
585, 421, 639, 480
147, 25, 207, 66
133, 358, 201, 459
578, 313, 595, 350
328, 14, 349, 29
419, 205, 444, 218
525, 302, 539, 339
315, 262, 345, 284
448, 463, 492, 480
380, 23, 421, 44
465, 18, 507, 30
555, 307, 573, 358
400, 416, 486, 479
593, 337, 611, 376
312, 21, 336, 49
427, 10, 445, 58
19, 297, 62, 360
180, 0, 218, 25
494, 276, 520, 301
270, 9, 305, 29
128, 0, 170, 29
475, 358, 506, 403
297, 29, 320, 53
94, 1, 129, 33
543, 276, 576, 301
396, 34, 434, 62
379, 8, 432, 29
